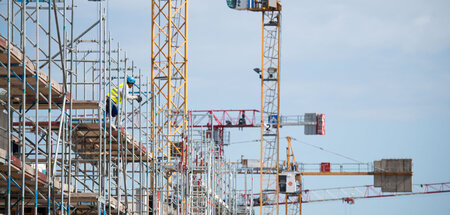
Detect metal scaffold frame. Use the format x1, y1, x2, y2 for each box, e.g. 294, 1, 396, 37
187, 112, 238, 215
0, 1, 241, 214
0, 1, 152, 214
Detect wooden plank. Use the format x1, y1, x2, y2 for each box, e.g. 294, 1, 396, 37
0, 38, 26, 65
0, 37, 66, 100
12, 99, 99, 110
71, 122, 153, 160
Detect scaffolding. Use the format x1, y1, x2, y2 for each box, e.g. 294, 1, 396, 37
0, 0, 151, 214
186, 112, 238, 215
0, 1, 240, 214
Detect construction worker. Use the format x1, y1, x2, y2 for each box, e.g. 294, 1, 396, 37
106, 76, 142, 121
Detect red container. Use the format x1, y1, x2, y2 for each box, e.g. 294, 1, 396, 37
320, 162, 331, 172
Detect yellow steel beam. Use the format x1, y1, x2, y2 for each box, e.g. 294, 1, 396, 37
301, 172, 413, 176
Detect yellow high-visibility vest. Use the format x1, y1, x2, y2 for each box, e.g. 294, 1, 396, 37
107, 83, 124, 104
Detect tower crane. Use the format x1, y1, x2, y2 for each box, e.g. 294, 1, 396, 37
237, 137, 449, 215
226, 1, 284, 213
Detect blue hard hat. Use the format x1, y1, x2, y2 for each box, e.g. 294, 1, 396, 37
127, 76, 135, 84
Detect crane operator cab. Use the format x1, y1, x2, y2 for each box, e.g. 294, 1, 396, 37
279, 172, 299, 194
226, 0, 278, 10
226, 0, 255, 9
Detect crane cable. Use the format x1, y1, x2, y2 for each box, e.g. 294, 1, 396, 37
227, 137, 362, 163
227, 139, 260, 145
225, 137, 362, 163
227, 137, 385, 171
287, 137, 364, 163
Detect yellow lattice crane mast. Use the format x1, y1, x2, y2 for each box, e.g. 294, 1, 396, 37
151, 0, 188, 213
227, 0, 282, 214
284, 136, 302, 214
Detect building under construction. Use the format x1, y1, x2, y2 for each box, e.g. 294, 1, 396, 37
0, 0, 449, 215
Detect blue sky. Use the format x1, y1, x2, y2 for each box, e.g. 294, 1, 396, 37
102, 0, 450, 214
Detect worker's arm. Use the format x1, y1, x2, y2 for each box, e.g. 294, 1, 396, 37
123, 85, 140, 101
